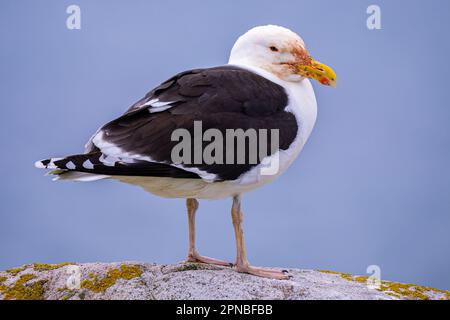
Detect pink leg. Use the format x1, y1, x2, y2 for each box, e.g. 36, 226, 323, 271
231, 195, 289, 280
186, 198, 232, 267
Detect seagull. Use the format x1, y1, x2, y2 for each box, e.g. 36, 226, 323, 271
35, 25, 336, 280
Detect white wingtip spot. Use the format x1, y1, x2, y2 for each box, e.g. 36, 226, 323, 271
34, 160, 45, 169
82, 159, 94, 169
66, 161, 76, 170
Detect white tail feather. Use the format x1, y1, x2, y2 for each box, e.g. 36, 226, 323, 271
52, 172, 110, 182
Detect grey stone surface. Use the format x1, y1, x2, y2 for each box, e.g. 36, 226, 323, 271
0, 262, 448, 300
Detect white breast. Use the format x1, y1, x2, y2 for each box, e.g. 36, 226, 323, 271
226, 64, 318, 188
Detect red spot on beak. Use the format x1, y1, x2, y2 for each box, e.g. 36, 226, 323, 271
320, 77, 330, 85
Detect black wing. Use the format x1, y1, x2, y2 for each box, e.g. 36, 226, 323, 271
75, 66, 298, 181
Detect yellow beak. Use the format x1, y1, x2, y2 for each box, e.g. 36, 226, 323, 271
296, 59, 337, 88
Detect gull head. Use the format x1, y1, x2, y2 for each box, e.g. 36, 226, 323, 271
229, 25, 336, 87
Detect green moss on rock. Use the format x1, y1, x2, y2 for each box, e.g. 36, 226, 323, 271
81, 264, 143, 293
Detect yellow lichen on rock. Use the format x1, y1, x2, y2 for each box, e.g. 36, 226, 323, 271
81, 264, 143, 293
0, 274, 47, 300
5, 265, 28, 276
33, 263, 73, 271
318, 270, 352, 278
318, 270, 450, 300
0, 276, 7, 294
379, 281, 450, 300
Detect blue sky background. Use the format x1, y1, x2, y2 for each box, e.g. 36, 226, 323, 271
1, 0, 450, 290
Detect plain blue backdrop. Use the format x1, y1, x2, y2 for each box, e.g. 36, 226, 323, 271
1, 0, 450, 290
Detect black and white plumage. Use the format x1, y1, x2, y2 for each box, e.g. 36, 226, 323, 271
36, 25, 336, 279
40, 66, 297, 184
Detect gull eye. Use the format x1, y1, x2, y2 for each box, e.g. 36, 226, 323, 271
269, 46, 279, 52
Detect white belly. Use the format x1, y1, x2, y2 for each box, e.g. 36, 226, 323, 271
113, 176, 263, 199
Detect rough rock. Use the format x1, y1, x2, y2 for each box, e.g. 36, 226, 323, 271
0, 262, 448, 300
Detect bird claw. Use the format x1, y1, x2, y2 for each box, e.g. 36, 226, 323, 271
187, 252, 233, 267
234, 264, 291, 280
